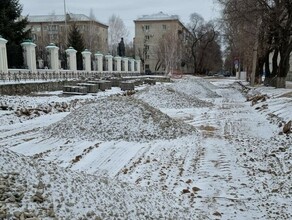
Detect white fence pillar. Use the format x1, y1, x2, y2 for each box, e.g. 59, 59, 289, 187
122, 57, 129, 72
0, 36, 8, 74
114, 56, 122, 72
105, 54, 113, 73
46, 43, 59, 72
21, 40, 37, 73
95, 52, 103, 72
136, 59, 141, 73
130, 58, 135, 72
82, 49, 92, 72
65, 47, 77, 72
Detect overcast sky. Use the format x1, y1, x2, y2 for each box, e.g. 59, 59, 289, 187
19, 0, 221, 41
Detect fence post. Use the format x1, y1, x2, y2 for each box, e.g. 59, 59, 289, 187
46, 43, 59, 73
82, 49, 92, 72
136, 58, 141, 73
105, 54, 113, 73
94, 52, 103, 72
122, 57, 129, 73
114, 56, 122, 72
21, 40, 37, 73
0, 36, 8, 74
65, 47, 77, 72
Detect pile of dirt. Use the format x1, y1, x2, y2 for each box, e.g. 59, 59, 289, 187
44, 96, 196, 142
0, 147, 197, 219
0, 95, 82, 125
170, 77, 221, 99
135, 83, 213, 109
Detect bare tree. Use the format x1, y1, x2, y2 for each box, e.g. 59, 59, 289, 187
136, 35, 152, 72
187, 13, 219, 74
87, 9, 97, 52
108, 14, 129, 56
202, 34, 223, 72
38, 11, 58, 67
125, 41, 135, 58
155, 30, 182, 73
187, 13, 204, 73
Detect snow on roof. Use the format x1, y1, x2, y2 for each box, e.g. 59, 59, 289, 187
136, 11, 179, 21
28, 13, 107, 26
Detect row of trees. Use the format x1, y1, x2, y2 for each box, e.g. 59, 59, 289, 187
218, 0, 292, 88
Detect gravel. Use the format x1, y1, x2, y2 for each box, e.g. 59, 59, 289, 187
44, 95, 197, 142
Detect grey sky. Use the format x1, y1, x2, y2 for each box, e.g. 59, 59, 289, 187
19, 0, 221, 41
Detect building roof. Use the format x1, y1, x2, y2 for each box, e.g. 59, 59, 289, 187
135, 11, 179, 21
28, 13, 108, 27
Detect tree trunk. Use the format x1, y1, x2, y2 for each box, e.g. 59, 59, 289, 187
276, 46, 291, 88
278, 50, 290, 78
256, 56, 264, 84
276, 77, 286, 88
251, 40, 258, 87
264, 52, 271, 77
271, 49, 279, 77
263, 52, 271, 86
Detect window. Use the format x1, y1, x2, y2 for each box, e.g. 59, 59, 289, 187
145, 25, 150, 30
162, 24, 167, 30
48, 25, 58, 31
145, 35, 150, 40
33, 26, 41, 32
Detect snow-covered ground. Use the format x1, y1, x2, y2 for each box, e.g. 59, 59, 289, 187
0, 76, 291, 219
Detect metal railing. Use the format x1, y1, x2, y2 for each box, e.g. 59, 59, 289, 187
0, 69, 141, 84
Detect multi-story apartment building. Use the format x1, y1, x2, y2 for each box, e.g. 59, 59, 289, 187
27, 13, 108, 68
134, 12, 192, 74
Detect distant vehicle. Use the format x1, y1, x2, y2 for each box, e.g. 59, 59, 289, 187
215, 70, 231, 77
223, 71, 231, 77
145, 69, 152, 75
207, 71, 215, 76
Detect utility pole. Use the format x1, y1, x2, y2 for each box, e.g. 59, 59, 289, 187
64, 0, 68, 46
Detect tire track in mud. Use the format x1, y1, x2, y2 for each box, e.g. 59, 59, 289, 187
191, 84, 291, 219
180, 85, 267, 218
0, 128, 40, 148
116, 137, 203, 194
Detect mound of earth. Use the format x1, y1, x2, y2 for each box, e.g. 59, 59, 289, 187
44, 96, 196, 142
170, 77, 221, 99
0, 147, 196, 219
135, 84, 212, 109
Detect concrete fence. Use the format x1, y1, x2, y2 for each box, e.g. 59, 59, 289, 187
0, 36, 141, 82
